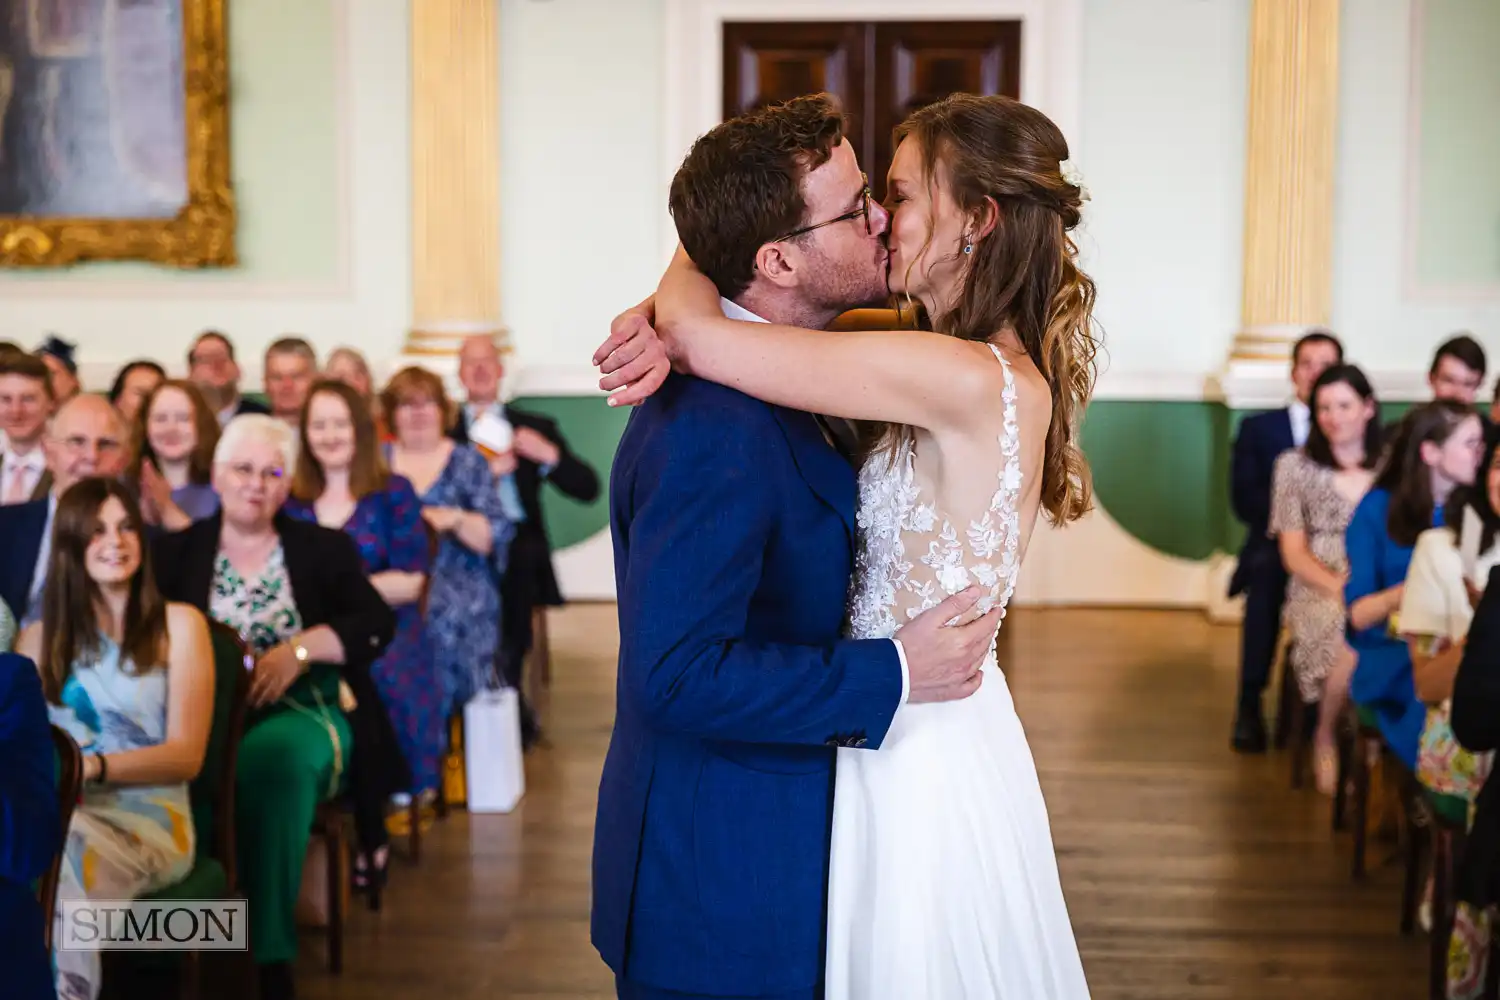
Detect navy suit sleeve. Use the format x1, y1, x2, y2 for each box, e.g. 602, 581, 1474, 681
0, 654, 59, 886
1230, 416, 1271, 530
618, 410, 903, 748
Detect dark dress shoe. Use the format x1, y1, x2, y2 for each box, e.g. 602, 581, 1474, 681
259, 961, 296, 1000
520, 699, 543, 751
1232, 712, 1268, 753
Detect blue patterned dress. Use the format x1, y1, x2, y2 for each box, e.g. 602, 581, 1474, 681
284, 476, 443, 792
47, 638, 195, 1000
407, 444, 514, 716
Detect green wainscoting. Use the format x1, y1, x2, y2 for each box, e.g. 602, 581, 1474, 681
513, 397, 1253, 563
509, 396, 631, 550
1079, 401, 1231, 562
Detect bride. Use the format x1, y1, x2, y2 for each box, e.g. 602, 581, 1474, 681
600, 93, 1097, 998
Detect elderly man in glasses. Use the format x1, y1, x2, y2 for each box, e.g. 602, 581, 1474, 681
0, 394, 129, 626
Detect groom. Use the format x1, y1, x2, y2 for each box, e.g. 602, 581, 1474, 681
593, 95, 997, 1000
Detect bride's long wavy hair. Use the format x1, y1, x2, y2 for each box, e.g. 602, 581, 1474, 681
877, 94, 1100, 524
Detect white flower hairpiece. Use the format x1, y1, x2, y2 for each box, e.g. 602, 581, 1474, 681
1059, 160, 1091, 203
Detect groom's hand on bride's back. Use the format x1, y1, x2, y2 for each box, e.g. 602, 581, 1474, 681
596, 297, 671, 407
899, 587, 1000, 704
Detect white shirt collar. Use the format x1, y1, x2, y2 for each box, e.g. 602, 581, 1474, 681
721, 297, 770, 324
1288, 398, 1311, 448
2, 446, 44, 470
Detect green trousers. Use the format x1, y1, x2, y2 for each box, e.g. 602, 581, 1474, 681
236, 668, 351, 965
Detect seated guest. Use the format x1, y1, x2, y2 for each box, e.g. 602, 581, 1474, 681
263, 338, 317, 429
285, 380, 434, 892
1230, 330, 1344, 752
186, 331, 269, 426
323, 347, 387, 440
0, 352, 57, 506
453, 334, 600, 745
107, 361, 165, 426
1450, 572, 1500, 1000
16, 479, 214, 1000
35, 337, 80, 405
383, 367, 514, 718
152, 415, 395, 1000
129, 380, 222, 530
1346, 401, 1484, 767
1269, 364, 1379, 793
0, 396, 129, 626
0, 651, 59, 1000
1400, 432, 1500, 777
1428, 334, 1487, 406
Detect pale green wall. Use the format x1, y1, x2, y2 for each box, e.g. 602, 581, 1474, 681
1413, 0, 1500, 287
0, 0, 340, 283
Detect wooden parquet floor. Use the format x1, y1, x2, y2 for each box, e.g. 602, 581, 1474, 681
294, 605, 1428, 1000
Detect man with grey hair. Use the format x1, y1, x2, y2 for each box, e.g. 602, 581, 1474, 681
0, 394, 128, 623
264, 336, 318, 426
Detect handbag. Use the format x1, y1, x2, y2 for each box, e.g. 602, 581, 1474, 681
462, 687, 526, 813
1418, 698, 1493, 801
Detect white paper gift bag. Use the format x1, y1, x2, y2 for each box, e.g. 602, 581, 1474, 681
463, 687, 526, 813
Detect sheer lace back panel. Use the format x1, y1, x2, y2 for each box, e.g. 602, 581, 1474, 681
847, 344, 1022, 640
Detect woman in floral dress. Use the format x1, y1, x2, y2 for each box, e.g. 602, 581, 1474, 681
382, 367, 514, 717
1269, 364, 1380, 794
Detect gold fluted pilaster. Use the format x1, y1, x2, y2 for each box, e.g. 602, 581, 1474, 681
1231, 0, 1341, 363
408, 0, 502, 353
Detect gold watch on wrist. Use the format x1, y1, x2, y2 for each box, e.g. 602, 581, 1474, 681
292, 639, 310, 669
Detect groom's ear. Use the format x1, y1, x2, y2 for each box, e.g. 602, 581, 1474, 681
753, 241, 800, 288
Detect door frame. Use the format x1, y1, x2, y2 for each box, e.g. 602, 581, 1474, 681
662, 0, 1084, 259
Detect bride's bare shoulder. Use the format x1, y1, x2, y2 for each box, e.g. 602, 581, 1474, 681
991, 346, 1053, 433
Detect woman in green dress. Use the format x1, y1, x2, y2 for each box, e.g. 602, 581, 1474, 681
153, 415, 397, 1000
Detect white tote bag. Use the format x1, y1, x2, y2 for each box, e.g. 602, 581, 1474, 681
463, 687, 526, 813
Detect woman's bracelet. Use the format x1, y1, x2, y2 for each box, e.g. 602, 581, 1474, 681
92, 753, 109, 785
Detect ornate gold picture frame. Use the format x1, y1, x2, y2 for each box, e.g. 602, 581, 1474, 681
0, 0, 235, 268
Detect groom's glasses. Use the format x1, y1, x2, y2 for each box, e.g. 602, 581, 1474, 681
774, 175, 872, 242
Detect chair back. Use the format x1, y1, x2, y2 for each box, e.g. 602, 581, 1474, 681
39, 724, 82, 951
194, 621, 252, 889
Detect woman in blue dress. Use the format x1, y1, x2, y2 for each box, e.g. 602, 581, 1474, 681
284, 379, 439, 888
17, 477, 214, 1000
381, 367, 514, 717
1345, 400, 1484, 766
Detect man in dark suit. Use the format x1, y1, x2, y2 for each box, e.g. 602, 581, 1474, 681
0, 395, 128, 624
451, 334, 601, 746
1228, 329, 1343, 752
0, 652, 60, 1000
186, 330, 270, 426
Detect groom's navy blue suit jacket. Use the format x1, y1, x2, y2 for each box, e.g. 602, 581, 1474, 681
594, 374, 904, 997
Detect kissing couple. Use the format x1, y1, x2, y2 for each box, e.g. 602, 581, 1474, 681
591, 92, 1099, 1000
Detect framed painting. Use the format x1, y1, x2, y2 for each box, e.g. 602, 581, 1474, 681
0, 0, 234, 267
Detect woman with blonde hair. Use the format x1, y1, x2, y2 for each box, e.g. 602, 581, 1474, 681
599, 93, 1097, 997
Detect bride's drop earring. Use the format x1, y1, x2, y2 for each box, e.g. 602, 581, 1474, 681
962, 235, 974, 255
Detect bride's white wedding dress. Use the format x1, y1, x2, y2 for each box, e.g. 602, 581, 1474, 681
824, 346, 1091, 999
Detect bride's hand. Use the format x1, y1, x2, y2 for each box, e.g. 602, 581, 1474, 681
597, 301, 672, 407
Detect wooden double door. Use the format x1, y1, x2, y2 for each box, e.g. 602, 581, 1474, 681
723, 20, 1021, 199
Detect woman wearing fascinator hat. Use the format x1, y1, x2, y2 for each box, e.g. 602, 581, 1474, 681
36, 335, 81, 403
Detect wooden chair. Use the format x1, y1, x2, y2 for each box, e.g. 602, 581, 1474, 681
309, 802, 349, 973
38, 725, 83, 953
1338, 705, 1386, 879
1421, 790, 1471, 999
106, 620, 252, 999
531, 606, 552, 692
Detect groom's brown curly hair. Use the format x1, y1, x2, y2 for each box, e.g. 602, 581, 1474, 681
669, 93, 845, 300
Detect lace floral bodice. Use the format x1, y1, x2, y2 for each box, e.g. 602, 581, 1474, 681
846, 345, 1022, 640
